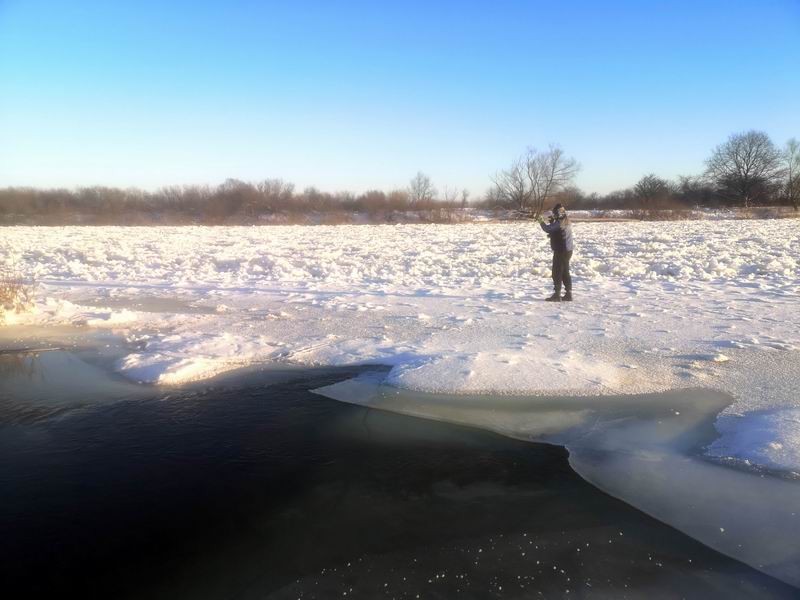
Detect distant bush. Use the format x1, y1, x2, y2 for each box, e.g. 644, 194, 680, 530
0, 265, 34, 323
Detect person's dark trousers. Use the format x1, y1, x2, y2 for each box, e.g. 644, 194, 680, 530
551, 250, 572, 294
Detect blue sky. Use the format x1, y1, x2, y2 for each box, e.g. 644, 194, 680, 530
1, 0, 798, 196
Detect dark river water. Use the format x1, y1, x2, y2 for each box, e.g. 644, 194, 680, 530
0, 350, 796, 599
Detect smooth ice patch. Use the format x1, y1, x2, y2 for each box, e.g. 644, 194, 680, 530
386, 351, 622, 395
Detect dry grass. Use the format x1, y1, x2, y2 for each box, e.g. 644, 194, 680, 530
0, 265, 34, 323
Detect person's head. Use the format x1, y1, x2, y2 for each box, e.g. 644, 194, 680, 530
552, 204, 566, 219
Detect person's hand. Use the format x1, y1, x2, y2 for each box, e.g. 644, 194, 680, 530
536, 215, 544, 224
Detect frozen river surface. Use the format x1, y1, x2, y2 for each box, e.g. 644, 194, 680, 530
4, 221, 800, 475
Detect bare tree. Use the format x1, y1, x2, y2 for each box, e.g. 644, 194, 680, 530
408, 172, 436, 208
633, 174, 671, 208
526, 145, 580, 217
256, 178, 294, 212
460, 189, 470, 209
784, 138, 800, 211
491, 145, 579, 218
491, 155, 531, 212
442, 186, 459, 205
705, 130, 784, 207
673, 175, 714, 206
480, 185, 503, 208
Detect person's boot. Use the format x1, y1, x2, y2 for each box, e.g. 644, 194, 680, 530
562, 291, 573, 302
545, 292, 561, 302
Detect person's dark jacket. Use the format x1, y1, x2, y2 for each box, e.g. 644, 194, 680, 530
540, 216, 574, 252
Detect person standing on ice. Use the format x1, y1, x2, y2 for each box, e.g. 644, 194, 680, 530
537, 203, 573, 302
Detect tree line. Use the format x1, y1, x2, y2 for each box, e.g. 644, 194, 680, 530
481, 130, 798, 216
0, 177, 475, 225
1, 130, 797, 225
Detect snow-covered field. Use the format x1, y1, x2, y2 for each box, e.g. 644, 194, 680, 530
3, 221, 800, 474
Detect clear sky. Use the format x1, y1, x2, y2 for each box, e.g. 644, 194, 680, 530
1, 0, 798, 196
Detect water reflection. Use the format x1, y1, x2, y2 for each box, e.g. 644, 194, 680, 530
0, 350, 144, 424
0, 350, 43, 380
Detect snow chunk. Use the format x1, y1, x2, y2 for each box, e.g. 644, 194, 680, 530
117, 353, 241, 385
708, 409, 800, 474
116, 331, 279, 384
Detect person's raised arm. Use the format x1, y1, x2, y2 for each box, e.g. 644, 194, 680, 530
539, 217, 562, 233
